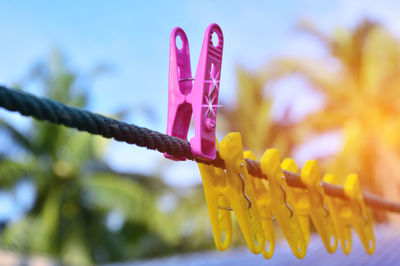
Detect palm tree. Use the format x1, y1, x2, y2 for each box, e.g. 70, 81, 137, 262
257, 19, 400, 222
0, 51, 179, 264
219, 67, 300, 159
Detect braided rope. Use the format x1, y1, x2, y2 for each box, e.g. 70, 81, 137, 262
0, 85, 193, 159
0, 85, 399, 213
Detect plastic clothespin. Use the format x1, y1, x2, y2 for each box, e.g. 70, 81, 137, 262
281, 158, 310, 245
244, 151, 275, 259
165, 23, 224, 161
218, 132, 265, 254
344, 174, 375, 254
197, 140, 232, 251
260, 149, 307, 259
300, 160, 337, 253
323, 173, 375, 255
323, 174, 352, 254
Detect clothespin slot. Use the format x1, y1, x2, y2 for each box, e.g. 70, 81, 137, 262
165, 24, 224, 161
300, 160, 337, 253
219, 132, 265, 254
244, 151, 275, 259
281, 158, 310, 245
344, 174, 375, 254
260, 149, 307, 259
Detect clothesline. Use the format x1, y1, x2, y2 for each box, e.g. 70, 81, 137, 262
0, 84, 398, 214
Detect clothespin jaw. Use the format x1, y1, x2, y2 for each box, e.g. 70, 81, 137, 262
260, 149, 307, 259
301, 160, 337, 253
165, 24, 223, 161
281, 158, 310, 245
344, 174, 375, 255
244, 151, 275, 259
190, 23, 224, 161
197, 139, 232, 250
219, 132, 264, 254
165, 27, 193, 161
323, 174, 352, 254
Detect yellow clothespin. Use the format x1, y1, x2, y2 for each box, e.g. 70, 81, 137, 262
244, 151, 275, 259
300, 160, 337, 253
344, 174, 375, 254
260, 149, 307, 259
323, 174, 352, 254
218, 132, 265, 254
281, 158, 310, 245
197, 141, 232, 251
323, 173, 375, 255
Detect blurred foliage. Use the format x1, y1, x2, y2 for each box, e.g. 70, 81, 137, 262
222, 19, 400, 222
274, 19, 400, 222
219, 67, 300, 159
0, 51, 215, 264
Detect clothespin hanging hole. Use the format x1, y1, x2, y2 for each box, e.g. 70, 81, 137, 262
176, 34, 183, 50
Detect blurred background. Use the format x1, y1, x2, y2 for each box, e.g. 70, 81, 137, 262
1, 0, 400, 265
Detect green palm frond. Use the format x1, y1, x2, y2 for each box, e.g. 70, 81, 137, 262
81, 173, 157, 225
1, 216, 37, 252
0, 119, 35, 153
0, 159, 35, 186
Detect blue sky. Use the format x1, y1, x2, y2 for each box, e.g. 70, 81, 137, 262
1, 0, 400, 193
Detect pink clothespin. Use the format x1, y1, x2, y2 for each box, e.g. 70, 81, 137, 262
165, 23, 224, 161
